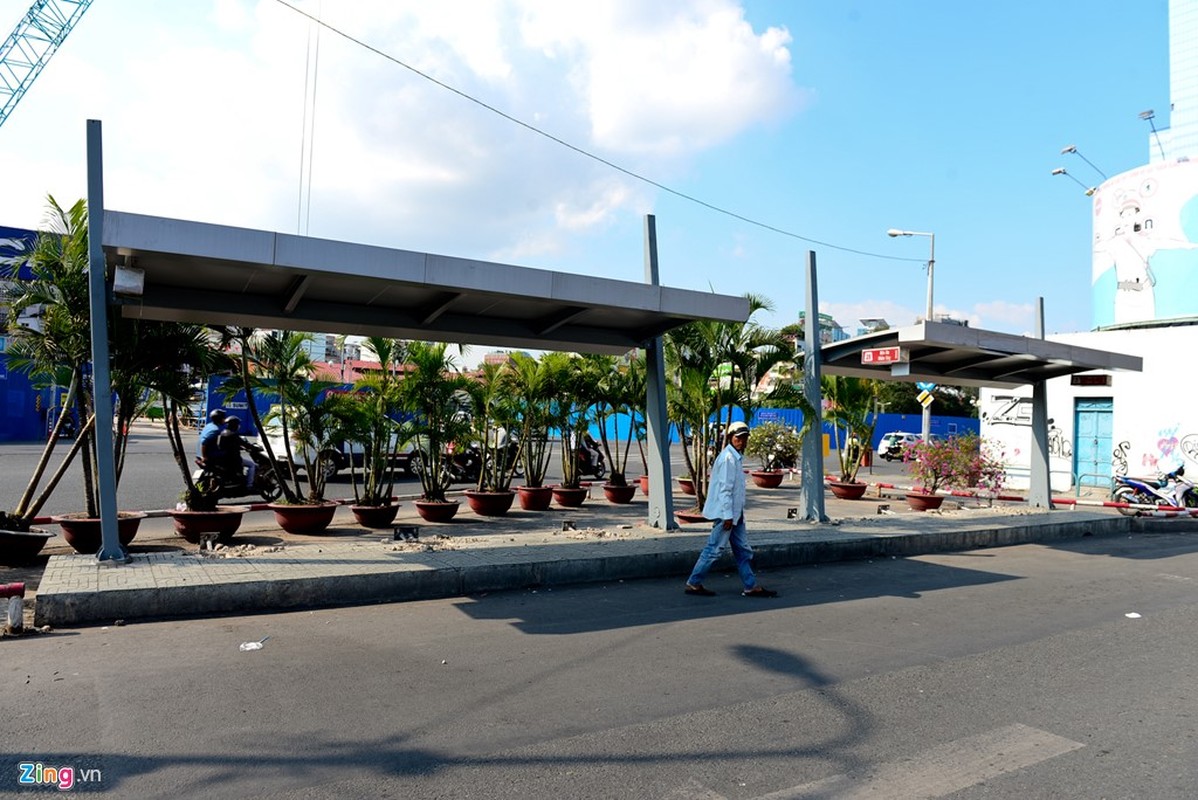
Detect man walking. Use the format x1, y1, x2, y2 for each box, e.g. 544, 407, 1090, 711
684, 421, 778, 598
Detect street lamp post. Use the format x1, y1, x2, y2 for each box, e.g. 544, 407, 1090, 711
887, 228, 936, 442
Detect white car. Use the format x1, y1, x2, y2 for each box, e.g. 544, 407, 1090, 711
878, 431, 921, 461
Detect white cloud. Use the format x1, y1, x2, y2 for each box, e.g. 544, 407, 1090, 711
0, 0, 804, 273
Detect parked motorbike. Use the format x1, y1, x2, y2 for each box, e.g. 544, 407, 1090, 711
192, 441, 282, 502
445, 441, 485, 484
1111, 464, 1198, 516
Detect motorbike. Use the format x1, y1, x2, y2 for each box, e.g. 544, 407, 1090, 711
192, 441, 282, 502
1111, 463, 1198, 516
445, 441, 485, 484
576, 444, 607, 479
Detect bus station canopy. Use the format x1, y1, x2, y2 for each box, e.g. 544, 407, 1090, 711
819, 321, 1142, 388
102, 210, 750, 353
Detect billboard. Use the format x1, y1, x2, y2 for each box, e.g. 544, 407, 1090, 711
1092, 160, 1198, 327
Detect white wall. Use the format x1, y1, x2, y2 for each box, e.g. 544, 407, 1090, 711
979, 324, 1198, 490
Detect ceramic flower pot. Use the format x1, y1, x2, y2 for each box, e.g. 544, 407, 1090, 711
414, 500, 460, 523
517, 485, 553, 511
677, 477, 696, 495
464, 490, 516, 517
827, 480, 868, 500
169, 506, 250, 544
551, 485, 588, 508
0, 528, 54, 564
905, 492, 945, 511
52, 512, 146, 554
266, 502, 338, 535
602, 483, 637, 504
750, 470, 785, 489
350, 502, 401, 529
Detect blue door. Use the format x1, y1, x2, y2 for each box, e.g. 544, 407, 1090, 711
1073, 398, 1114, 487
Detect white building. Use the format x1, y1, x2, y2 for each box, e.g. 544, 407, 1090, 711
982, 0, 1198, 490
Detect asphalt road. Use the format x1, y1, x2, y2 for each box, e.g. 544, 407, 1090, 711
3, 529, 1196, 798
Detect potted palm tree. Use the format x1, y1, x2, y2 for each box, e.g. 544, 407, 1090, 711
824, 376, 879, 500
503, 352, 556, 511
586, 354, 640, 504
543, 352, 592, 508
330, 337, 408, 528
2, 196, 148, 555
235, 330, 342, 534
398, 341, 473, 522
463, 361, 521, 516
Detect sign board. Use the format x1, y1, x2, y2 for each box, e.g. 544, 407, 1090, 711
1071, 374, 1112, 387
861, 346, 906, 365
917, 389, 934, 408
916, 381, 937, 392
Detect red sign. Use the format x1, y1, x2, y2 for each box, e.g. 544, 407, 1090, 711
861, 346, 905, 365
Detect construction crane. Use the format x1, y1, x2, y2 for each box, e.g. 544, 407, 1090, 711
0, 0, 93, 129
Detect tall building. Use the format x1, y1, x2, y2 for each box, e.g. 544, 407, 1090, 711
1091, 0, 1198, 328
1153, 0, 1198, 161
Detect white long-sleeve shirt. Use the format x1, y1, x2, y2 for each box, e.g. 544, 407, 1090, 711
701, 444, 746, 522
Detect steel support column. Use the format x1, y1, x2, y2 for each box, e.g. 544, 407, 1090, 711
643, 215, 675, 529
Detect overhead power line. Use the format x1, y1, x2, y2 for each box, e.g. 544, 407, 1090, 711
272, 0, 921, 263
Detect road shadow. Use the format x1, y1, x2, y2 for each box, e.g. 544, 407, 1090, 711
454, 555, 1019, 635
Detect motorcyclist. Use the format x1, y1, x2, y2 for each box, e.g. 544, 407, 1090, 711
217, 415, 256, 490
198, 409, 226, 463
581, 433, 602, 472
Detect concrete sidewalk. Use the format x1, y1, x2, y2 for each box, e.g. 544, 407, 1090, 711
27, 483, 1148, 627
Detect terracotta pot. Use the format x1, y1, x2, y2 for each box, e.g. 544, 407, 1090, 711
0, 528, 54, 564
552, 485, 588, 508
350, 502, 401, 529
414, 500, 460, 523
266, 502, 338, 535
827, 480, 868, 500
677, 477, 696, 495
169, 507, 249, 544
673, 509, 709, 524
638, 475, 649, 494
52, 512, 145, 554
464, 490, 516, 517
602, 483, 637, 504
750, 470, 785, 489
517, 485, 553, 511
905, 492, 945, 511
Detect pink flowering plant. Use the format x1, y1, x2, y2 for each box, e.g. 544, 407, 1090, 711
904, 433, 1006, 495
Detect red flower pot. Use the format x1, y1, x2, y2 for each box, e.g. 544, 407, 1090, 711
0, 528, 53, 564
750, 470, 785, 489
350, 502, 401, 529
827, 480, 868, 500
677, 477, 696, 495
414, 500, 460, 523
602, 483, 637, 504
638, 475, 649, 495
169, 506, 249, 544
517, 485, 553, 511
905, 493, 945, 511
464, 490, 516, 517
52, 512, 145, 554
267, 502, 338, 535
552, 485, 588, 508
673, 509, 709, 524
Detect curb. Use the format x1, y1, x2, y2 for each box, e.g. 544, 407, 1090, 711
33, 513, 1140, 627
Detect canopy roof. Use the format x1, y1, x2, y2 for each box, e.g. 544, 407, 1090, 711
819, 321, 1142, 388
104, 211, 750, 354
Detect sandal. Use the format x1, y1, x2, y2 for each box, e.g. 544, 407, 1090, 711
742, 587, 778, 598
684, 584, 716, 597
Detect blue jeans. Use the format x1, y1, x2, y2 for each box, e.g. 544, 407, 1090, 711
687, 517, 758, 590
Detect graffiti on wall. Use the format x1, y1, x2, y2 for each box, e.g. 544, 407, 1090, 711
1112, 441, 1130, 476
1182, 434, 1198, 464
982, 395, 1031, 427
1048, 424, 1072, 459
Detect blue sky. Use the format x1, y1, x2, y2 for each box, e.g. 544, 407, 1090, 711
0, 0, 1172, 345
